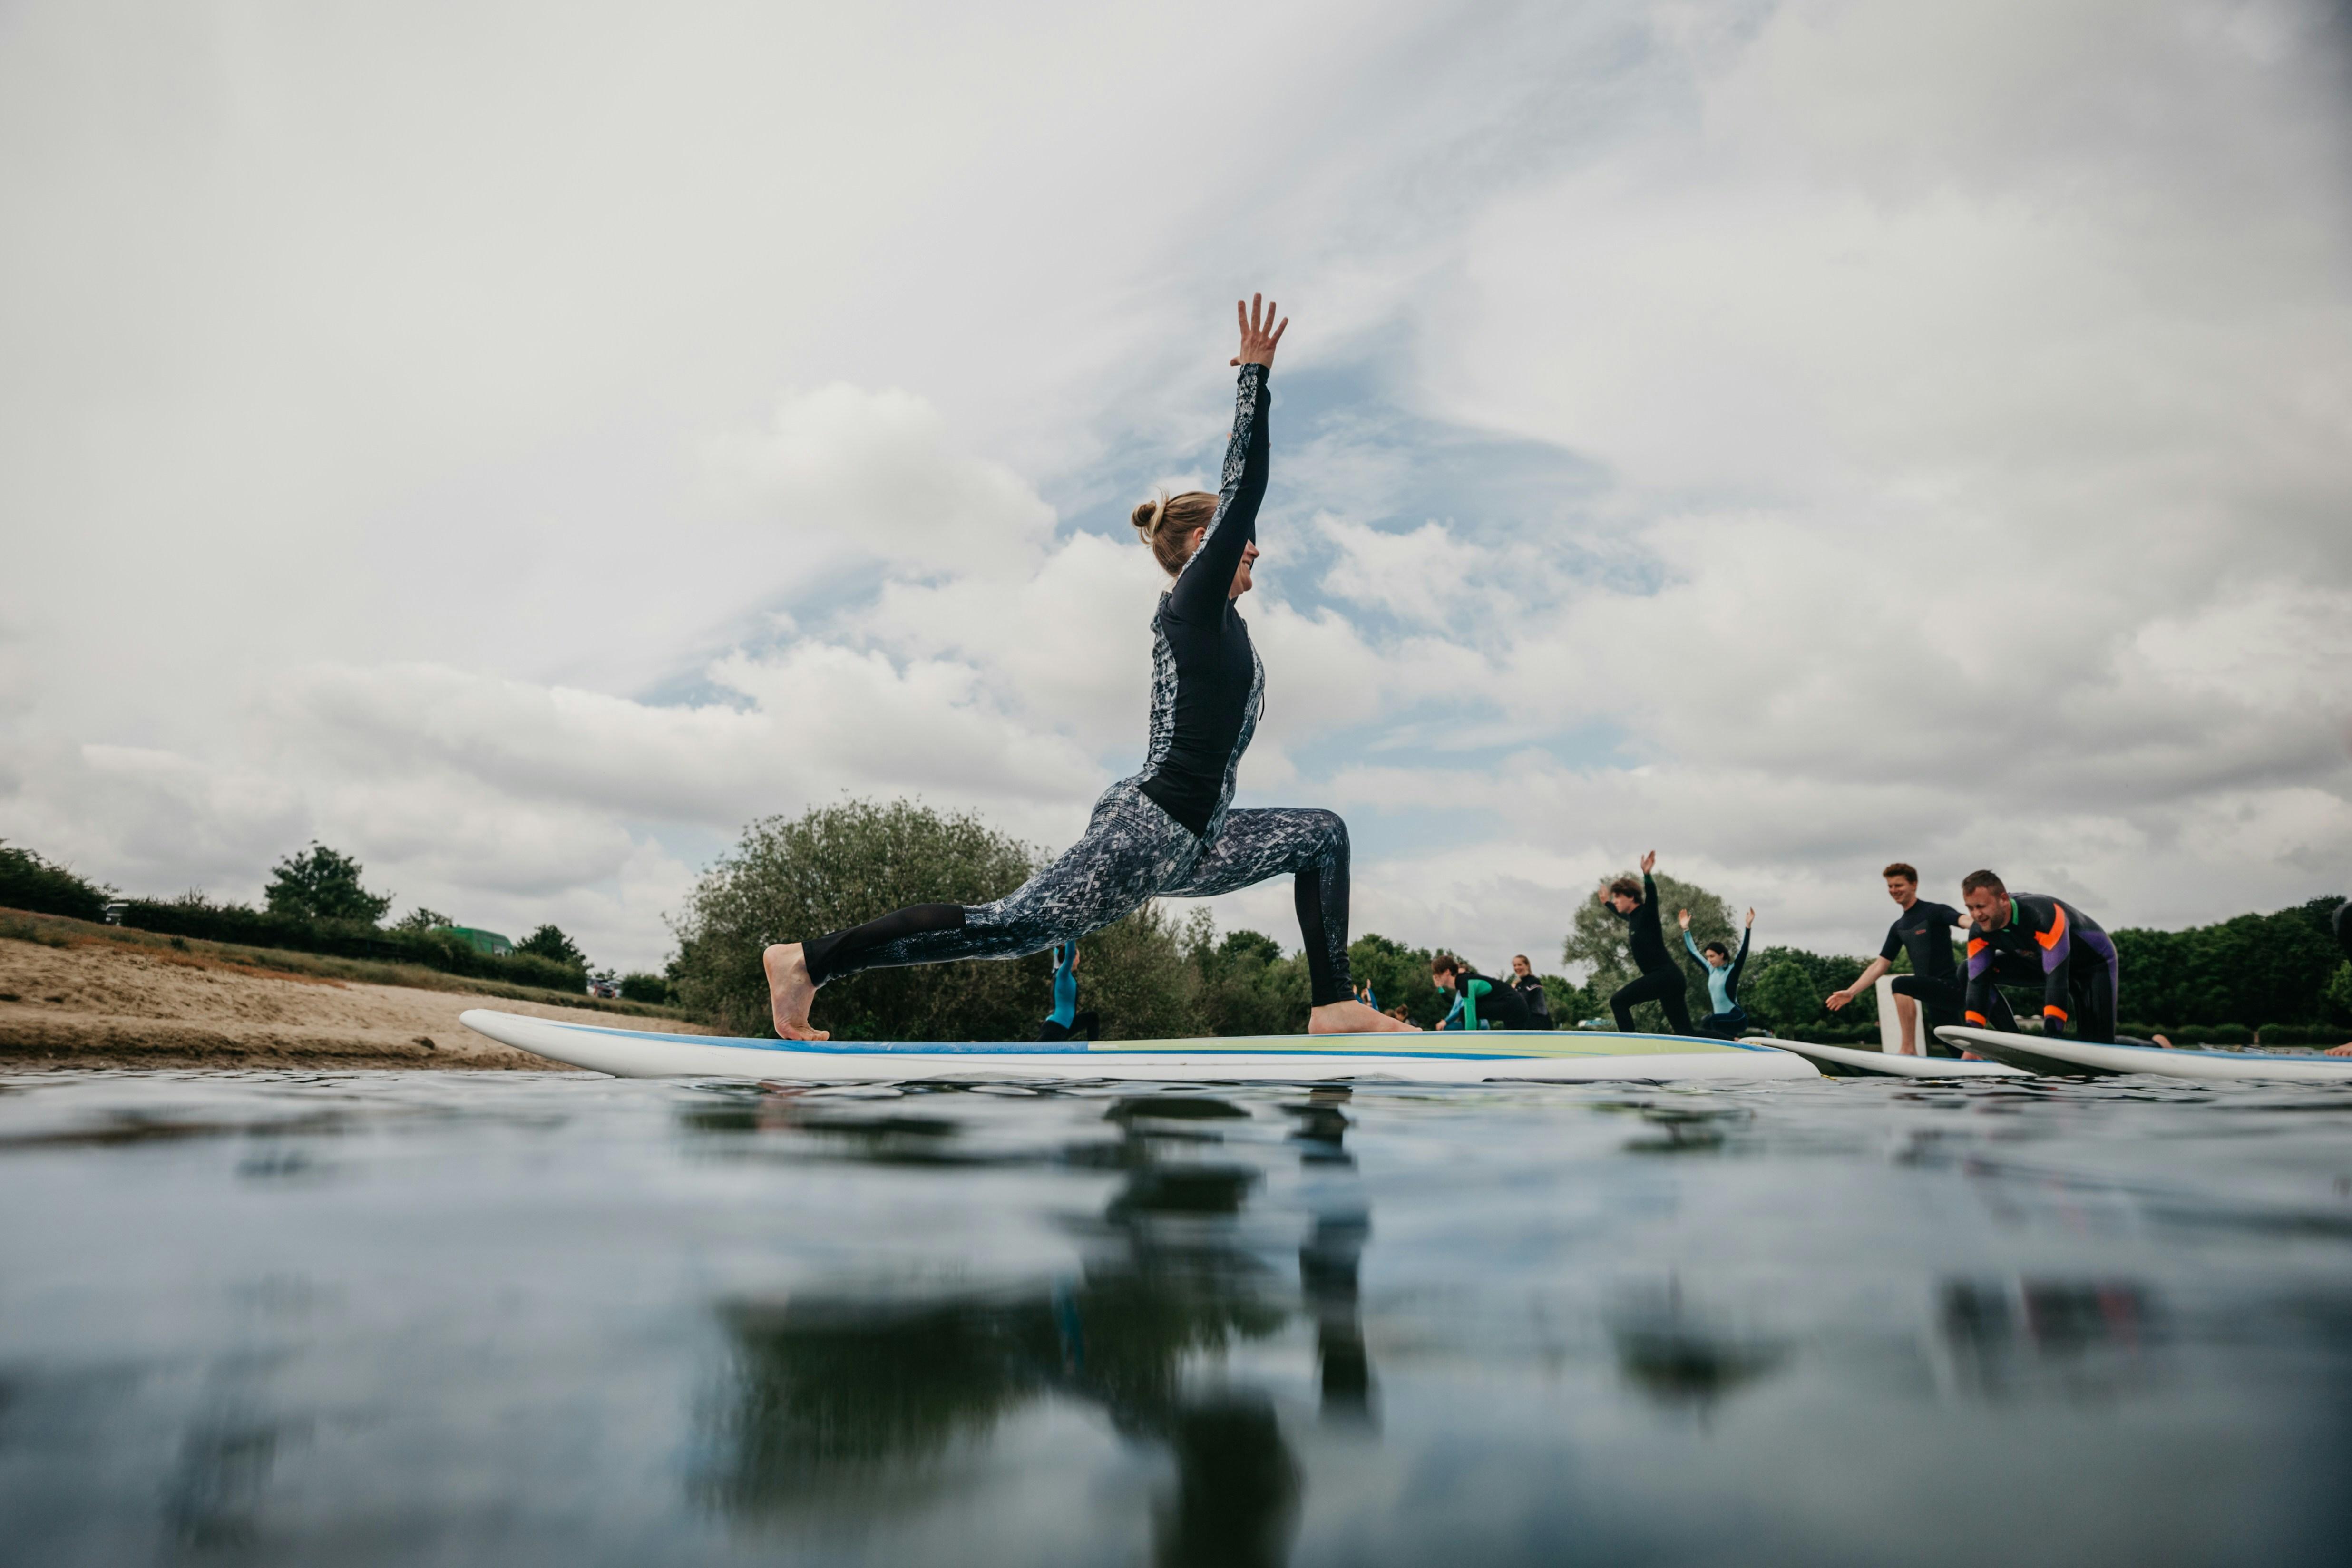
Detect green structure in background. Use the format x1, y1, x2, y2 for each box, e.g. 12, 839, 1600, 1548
444, 926, 514, 957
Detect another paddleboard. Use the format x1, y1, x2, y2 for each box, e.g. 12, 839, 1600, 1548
461, 1010, 1819, 1084
1760, 1037, 2028, 1080
1938, 1026, 2352, 1082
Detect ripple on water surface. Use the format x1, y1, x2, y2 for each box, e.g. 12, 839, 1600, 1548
2, 1069, 2350, 1567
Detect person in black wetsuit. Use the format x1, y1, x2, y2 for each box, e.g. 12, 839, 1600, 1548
1508, 954, 1553, 1029
1431, 953, 1535, 1031
1958, 869, 2120, 1043
1826, 862, 1967, 1058
759, 297, 1409, 1041
1596, 852, 1696, 1036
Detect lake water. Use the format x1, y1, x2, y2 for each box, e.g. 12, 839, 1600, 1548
3, 1069, 2350, 1566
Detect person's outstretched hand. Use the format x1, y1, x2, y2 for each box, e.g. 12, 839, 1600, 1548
1676, 908, 1691, 930
1640, 850, 1657, 875
1825, 988, 1852, 1012
1231, 292, 1288, 369
1744, 907, 1756, 928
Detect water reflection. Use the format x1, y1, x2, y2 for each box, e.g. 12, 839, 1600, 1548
1938, 1278, 2163, 1401
702, 1090, 1372, 1565
1608, 1280, 1789, 1411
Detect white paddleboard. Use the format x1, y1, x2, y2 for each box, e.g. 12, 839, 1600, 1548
1761, 1037, 2028, 1080
460, 1010, 1820, 1084
1938, 1026, 2352, 1082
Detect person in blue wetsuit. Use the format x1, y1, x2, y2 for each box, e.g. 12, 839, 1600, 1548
758, 297, 1410, 1042
1678, 906, 1755, 1040
1430, 954, 1534, 1030
1958, 869, 2119, 1043
1036, 941, 1100, 1042
1597, 852, 1696, 1036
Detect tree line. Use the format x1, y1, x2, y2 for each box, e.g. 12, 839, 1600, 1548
669, 801, 2352, 1042
13, 812, 2345, 1042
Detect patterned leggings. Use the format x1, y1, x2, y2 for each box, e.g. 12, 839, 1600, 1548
801, 780, 1356, 1007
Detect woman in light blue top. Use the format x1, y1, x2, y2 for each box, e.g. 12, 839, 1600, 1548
1036, 942, 1099, 1042
1679, 907, 1755, 1041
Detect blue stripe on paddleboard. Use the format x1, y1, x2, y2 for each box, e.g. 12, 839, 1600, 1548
526, 1021, 1769, 1060
1949, 1032, 2335, 1065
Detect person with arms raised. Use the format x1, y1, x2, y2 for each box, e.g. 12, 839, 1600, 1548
1596, 852, 1696, 1037
761, 297, 1410, 1041
1680, 906, 1755, 1041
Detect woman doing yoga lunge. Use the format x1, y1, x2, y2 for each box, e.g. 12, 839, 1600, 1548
762, 296, 1411, 1040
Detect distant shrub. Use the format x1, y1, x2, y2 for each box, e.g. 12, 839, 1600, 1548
116, 898, 586, 993
619, 971, 673, 1005
0, 841, 110, 923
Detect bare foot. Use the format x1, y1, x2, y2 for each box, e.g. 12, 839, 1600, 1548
761, 944, 828, 1040
1309, 999, 1419, 1034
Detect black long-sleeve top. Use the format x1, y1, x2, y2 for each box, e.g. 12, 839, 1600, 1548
1615, 873, 1673, 974
1135, 365, 1269, 836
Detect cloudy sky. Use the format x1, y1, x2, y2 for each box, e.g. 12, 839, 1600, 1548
5, 0, 2350, 977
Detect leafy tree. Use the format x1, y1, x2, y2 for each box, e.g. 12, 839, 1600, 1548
1743, 961, 1820, 1035
1541, 974, 1600, 1027
264, 842, 392, 925
0, 840, 111, 922
518, 924, 587, 968
1083, 903, 1207, 1041
672, 798, 1201, 1042
392, 906, 452, 933
2324, 962, 2352, 1025
1560, 867, 1737, 1032
1739, 945, 1873, 1036
1189, 921, 1308, 1036
2112, 897, 2345, 1027
673, 799, 1040, 1039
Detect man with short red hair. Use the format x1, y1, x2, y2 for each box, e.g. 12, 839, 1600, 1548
1958, 871, 2120, 1044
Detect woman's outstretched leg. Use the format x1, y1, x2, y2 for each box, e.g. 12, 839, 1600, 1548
1165, 807, 1415, 1034
763, 785, 1193, 1038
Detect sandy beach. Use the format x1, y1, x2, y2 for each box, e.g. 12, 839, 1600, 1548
0, 931, 709, 1070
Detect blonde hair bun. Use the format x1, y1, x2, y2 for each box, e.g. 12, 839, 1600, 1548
1131, 491, 1169, 537
1131, 488, 1220, 577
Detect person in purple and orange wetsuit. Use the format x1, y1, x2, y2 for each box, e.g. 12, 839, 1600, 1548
1958, 869, 2120, 1045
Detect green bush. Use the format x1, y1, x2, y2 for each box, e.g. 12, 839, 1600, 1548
619, 971, 675, 1005
0, 841, 111, 923
116, 897, 586, 993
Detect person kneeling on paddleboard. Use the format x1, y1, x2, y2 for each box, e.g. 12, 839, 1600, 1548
1430, 954, 1533, 1031
1679, 906, 1755, 1041
1036, 941, 1099, 1042
1959, 870, 2120, 1045
1825, 863, 1967, 1058
757, 296, 1411, 1042
1597, 852, 1697, 1037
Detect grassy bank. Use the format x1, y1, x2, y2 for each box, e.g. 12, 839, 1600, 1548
0, 906, 700, 1023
